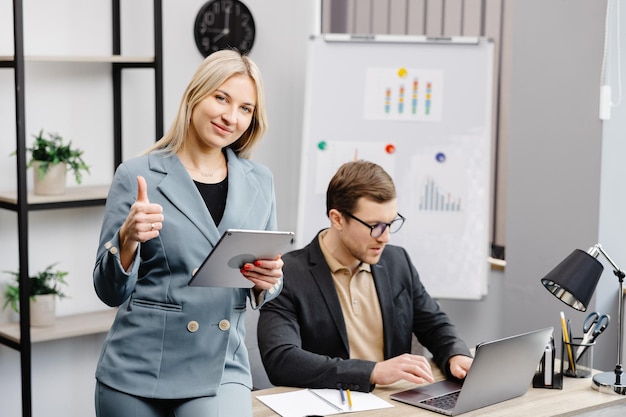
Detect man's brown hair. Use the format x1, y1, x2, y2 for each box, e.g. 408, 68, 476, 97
326, 160, 396, 216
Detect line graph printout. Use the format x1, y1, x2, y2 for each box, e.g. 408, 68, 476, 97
364, 67, 444, 121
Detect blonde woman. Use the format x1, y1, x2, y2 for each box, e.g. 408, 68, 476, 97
93, 50, 282, 417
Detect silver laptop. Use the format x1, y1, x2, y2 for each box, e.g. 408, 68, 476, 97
390, 327, 553, 416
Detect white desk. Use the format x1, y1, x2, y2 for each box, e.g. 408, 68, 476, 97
252, 369, 626, 417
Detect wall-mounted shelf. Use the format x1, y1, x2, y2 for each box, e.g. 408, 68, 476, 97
0, 309, 117, 345
0, 184, 110, 210
0, 55, 155, 64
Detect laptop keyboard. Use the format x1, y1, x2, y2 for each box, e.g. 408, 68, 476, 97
422, 390, 460, 411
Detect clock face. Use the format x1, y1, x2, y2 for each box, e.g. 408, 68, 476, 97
194, 0, 256, 57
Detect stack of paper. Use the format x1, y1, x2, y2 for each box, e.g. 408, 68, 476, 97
256, 388, 394, 417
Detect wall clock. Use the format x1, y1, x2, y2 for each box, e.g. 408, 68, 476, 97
194, 0, 256, 57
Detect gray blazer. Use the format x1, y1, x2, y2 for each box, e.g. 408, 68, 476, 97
93, 148, 281, 399
258, 231, 471, 392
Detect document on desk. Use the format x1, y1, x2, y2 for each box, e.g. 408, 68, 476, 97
256, 388, 393, 416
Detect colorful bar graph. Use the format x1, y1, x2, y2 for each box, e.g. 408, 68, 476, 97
384, 88, 391, 113
425, 82, 432, 116
412, 78, 418, 114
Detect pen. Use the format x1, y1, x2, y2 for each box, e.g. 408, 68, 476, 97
346, 388, 353, 410
307, 389, 343, 412
567, 319, 577, 371
560, 311, 576, 373
567, 319, 573, 342
339, 387, 346, 405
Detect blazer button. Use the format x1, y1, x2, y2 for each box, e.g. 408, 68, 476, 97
109, 246, 118, 255
187, 321, 199, 332
218, 319, 230, 331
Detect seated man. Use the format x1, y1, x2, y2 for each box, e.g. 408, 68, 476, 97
258, 160, 473, 393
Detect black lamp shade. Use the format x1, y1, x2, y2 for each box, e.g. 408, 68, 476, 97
540, 249, 604, 311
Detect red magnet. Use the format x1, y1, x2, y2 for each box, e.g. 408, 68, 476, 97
385, 144, 396, 154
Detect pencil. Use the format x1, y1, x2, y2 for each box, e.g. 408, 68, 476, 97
346, 388, 353, 409
560, 311, 576, 373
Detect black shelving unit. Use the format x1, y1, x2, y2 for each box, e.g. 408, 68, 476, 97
0, 1, 163, 416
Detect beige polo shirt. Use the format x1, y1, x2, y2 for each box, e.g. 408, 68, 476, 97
319, 231, 384, 361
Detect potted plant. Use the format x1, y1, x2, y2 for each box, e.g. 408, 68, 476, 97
2, 263, 69, 327
26, 129, 90, 195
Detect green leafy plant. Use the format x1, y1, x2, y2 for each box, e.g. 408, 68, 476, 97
26, 129, 90, 184
2, 263, 69, 313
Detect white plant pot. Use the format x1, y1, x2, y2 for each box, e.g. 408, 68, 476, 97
33, 161, 67, 195
29, 294, 56, 327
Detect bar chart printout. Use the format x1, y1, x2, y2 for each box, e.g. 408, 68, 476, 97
364, 67, 443, 121
419, 177, 462, 212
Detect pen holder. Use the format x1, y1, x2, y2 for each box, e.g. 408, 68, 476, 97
562, 337, 594, 378
533, 335, 562, 389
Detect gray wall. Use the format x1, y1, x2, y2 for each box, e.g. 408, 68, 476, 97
444, 0, 623, 373
597, 0, 626, 375
498, 0, 614, 372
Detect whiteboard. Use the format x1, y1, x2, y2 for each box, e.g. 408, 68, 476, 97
296, 35, 494, 299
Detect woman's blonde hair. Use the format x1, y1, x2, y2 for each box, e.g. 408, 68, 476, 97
144, 49, 268, 159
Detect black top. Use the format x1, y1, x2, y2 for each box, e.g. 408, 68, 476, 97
194, 176, 228, 226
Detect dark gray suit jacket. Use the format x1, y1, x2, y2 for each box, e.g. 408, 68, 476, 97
258, 231, 471, 392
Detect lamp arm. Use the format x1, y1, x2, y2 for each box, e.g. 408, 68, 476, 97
590, 244, 625, 384
592, 244, 626, 278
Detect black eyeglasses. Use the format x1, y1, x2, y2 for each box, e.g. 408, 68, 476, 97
342, 212, 406, 238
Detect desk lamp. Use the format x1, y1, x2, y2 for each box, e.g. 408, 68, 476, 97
540, 243, 625, 395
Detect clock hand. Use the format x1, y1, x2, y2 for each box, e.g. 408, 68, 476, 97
200, 24, 223, 34
223, 7, 231, 35
212, 30, 227, 42
211, 7, 231, 43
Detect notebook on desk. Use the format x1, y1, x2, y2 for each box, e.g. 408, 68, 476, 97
390, 327, 553, 416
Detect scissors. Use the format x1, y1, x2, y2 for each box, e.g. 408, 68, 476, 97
575, 311, 610, 361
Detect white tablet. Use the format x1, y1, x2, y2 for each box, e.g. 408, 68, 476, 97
188, 229, 295, 288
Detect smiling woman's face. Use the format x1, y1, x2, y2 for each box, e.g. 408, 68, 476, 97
187, 74, 257, 151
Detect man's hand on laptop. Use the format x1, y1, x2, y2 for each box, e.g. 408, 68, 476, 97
370, 353, 435, 386
449, 355, 473, 379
